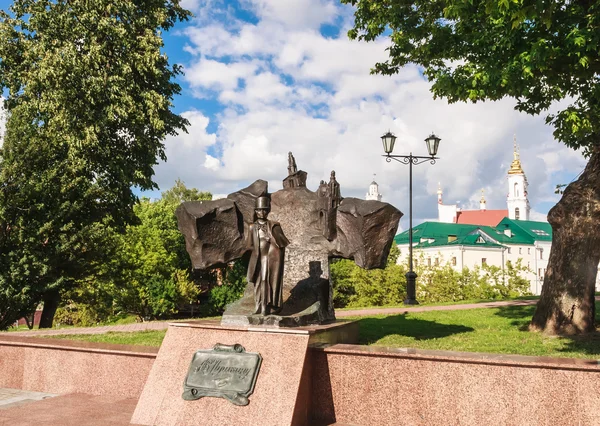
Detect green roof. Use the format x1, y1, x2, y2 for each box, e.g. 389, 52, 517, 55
394, 218, 552, 248
497, 217, 553, 242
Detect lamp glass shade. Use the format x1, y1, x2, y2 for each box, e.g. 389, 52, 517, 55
425, 133, 441, 156
381, 131, 396, 154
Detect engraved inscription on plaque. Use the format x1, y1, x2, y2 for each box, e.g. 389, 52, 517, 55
182, 343, 262, 406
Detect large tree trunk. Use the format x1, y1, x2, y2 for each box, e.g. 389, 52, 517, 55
39, 290, 60, 329
530, 147, 600, 335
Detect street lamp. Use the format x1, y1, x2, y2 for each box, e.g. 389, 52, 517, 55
382, 131, 441, 305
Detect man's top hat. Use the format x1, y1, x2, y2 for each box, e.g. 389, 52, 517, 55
255, 196, 270, 210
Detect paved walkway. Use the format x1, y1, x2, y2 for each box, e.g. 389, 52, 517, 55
3, 298, 542, 337
0, 393, 137, 426
335, 298, 539, 317
0, 388, 57, 411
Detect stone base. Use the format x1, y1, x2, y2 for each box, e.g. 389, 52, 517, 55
131, 319, 357, 426
222, 302, 332, 327
222, 279, 334, 327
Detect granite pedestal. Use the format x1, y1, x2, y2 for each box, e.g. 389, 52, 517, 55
131, 320, 358, 426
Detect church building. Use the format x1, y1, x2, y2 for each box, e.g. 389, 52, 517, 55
394, 136, 600, 295
366, 177, 382, 201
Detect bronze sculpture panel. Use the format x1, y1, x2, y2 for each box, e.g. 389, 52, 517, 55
175, 153, 403, 327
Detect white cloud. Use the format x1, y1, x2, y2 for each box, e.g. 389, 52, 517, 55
529, 210, 549, 222
203, 154, 221, 171
243, 0, 339, 29
153, 110, 217, 191
154, 0, 588, 226
180, 0, 201, 13
184, 58, 260, 92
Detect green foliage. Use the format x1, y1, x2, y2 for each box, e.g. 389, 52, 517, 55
54, 278, 116, 326
206, 260, 248, 315
343, 0, 600, 153
161, 179, 213, 205
52, 181, 212, 324
331, 243, 408, 308
331, 258, 359, 307
0, 288, 36, 330
416, 258, 532, 303
107, 183, 210, 320
331, 244, 532, 308
349, 264, 408, 308
0, 0, 191, 329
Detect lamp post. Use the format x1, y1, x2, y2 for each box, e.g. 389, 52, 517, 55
382, 131, 441, 305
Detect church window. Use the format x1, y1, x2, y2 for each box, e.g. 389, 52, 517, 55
427, 258, 431, 267
514, 183, 519, 197
507, 248, 511, 254
540, 249, 543, 259
515, 208, 520, 220
528, 248, 530, 254
435, 258, 439, 266
451, 257, 457, 266
519, 248, 522, 254
538, 268, 542, 277
482, 258, 487, 265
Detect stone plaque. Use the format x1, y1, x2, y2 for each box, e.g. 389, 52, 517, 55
182, 343, 262, 406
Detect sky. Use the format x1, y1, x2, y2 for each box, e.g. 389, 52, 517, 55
0, 0, 590, 230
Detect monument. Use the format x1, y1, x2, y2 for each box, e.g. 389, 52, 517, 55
132, 154, 402, 425
175, 152, 403, 326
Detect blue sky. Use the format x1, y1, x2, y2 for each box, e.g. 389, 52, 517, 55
0, 0, 588, 228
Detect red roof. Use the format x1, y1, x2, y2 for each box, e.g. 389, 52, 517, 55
455, 210, 508, 226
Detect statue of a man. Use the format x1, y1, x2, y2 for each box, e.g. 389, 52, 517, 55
246, 196, 290, 316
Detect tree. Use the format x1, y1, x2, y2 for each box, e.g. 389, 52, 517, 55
161, 178, 212, 205
0, 0, 191, 329
111, 191, 211, 320
54, 182, 212, 324
343, 0, 600, 334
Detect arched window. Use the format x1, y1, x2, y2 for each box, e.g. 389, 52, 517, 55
514, 182, 519, 197
515, 207, 520, 220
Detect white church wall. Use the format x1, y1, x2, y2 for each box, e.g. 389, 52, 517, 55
461, 247, 505, 270
396, 241, 600, 296
438, 204, 457, 223
396, 245, 505, 273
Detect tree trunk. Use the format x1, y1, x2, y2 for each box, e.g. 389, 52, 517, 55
530, 146, 600, 335
39, 291, 60, 329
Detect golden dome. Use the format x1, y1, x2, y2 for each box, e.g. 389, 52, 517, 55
508, 135, 524, 175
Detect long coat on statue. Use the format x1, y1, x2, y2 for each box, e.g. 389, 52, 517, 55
246, 220, 289, 310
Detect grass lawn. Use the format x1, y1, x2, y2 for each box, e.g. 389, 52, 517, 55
350, 303, 600, 359
337, 295, 540, 310
47, 330, 167, 347
40, 303, 600, 359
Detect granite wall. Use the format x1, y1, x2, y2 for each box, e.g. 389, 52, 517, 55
0, 336, 157, 399
1, 334, 599, 425
309, 344, 600, 426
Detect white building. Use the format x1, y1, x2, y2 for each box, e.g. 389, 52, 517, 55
366, 178, 382, 201
395, 218, 552, 294
506, 137, 531, 220
395, 136, 598, 295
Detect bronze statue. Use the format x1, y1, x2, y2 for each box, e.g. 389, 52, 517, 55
175, 153, 403, 326
246, 196, 289, 316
